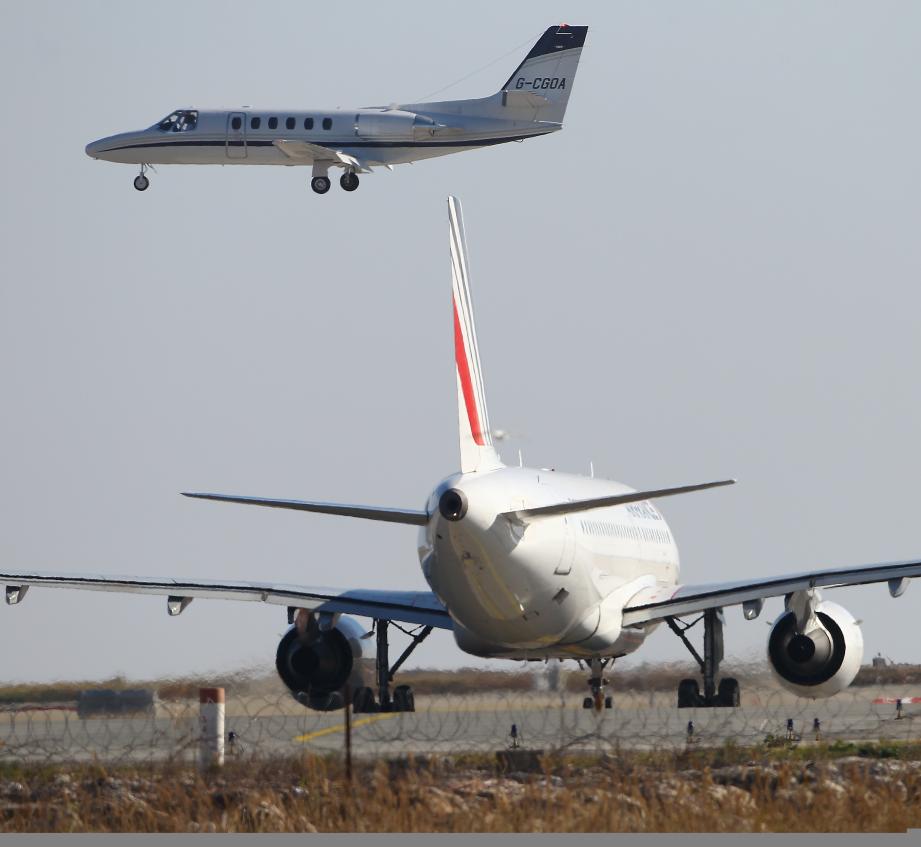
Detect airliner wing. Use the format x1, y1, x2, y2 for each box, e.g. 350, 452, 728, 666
0, 569, 451, 629
621, 557, 921, 626
272, 140, 374, 172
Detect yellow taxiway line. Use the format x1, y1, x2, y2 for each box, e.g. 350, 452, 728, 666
293, 712, 398, 744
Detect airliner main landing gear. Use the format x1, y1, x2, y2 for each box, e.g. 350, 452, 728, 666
133, 164, 150, 192
667, 608, 741, 707
582, 658, 613, 711
310, 176, 331, 194
351, 619, 433, 714
339, 171, 359, 192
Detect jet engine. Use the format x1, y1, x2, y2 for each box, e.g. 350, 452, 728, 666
275, 614, 372, 711
767, 599, 863, 698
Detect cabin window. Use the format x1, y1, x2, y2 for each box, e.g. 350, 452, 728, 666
230, 116, 242, 130
268, 117, 278, 129
322, 117, 332, 130
157, 110, 198, 132
304, 117, 314, 130
251, 116, 261, 130
286, 117, 295, 130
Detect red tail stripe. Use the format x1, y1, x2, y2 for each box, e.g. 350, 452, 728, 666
454, 297, 485, 446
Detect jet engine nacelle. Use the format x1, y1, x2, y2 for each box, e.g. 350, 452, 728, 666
767, 600, 863, 698
275, 614, 372, 711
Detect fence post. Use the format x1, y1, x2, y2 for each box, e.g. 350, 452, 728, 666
344, 684, 352, 783
199, 688, 225, 769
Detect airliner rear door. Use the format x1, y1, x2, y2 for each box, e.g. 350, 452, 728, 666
226, 113, 247, 159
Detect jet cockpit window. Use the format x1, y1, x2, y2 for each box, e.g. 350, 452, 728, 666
157, 110, 198, 132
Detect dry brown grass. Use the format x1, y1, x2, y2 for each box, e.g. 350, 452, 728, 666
2, 746, 921, 833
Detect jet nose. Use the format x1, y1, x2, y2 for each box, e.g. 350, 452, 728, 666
85, 138, 106, 159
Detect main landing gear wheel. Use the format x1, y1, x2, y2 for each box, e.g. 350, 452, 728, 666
339, 172, 359, 192
311, 176, 331, 194
133, 175, 149, 192
392, 684, 415, 713
669, 610, 743, 708
718, 677, 740, 707
352, 686, 378, 714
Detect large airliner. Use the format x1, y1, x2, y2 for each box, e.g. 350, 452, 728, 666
84, 25, 587, 194
3, 198, 920, 713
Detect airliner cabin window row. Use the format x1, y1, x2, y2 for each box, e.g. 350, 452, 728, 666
322, 118, 332, 130
251, 117, 261, 130
230, 116, 242, 131
579, 519, 672, 544
157, 110, 198, 132
286, 117, 295, 130
268, 117, 278, 130
304, 117, 314, 130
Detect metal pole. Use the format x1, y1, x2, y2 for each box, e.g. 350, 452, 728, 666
199, 687, 225, 769
344, 684, 352, 783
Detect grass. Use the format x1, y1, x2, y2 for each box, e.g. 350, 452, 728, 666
2, 746, 921, 832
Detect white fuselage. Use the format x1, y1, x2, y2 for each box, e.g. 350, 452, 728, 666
85, 105, 555, 169
418, 466, 680, 660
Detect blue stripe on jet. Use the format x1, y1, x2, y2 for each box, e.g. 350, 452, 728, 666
101, 132, 552, 154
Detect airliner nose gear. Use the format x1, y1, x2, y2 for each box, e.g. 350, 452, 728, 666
582, 658, 613, 711
310, 176, 331, 194
340, 172, 359, 192
438, 489, 468, 521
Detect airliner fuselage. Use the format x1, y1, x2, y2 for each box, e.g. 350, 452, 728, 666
421, 466, 679, 660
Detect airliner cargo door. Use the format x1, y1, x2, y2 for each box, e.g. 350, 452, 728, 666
226, 113, 247, 159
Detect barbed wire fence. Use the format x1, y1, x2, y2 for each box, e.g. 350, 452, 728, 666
1, 679, 919, 767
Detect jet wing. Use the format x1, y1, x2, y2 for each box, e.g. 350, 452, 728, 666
272, 139, 375, 173
621, 557, 921, 626
0, 569, 452, 630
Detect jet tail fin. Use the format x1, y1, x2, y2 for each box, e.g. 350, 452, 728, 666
499, 24, 588, 124
449, 197, 503, 474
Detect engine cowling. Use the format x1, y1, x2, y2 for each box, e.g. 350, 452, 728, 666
275, 614, 371, 711
767, 600, 863, 698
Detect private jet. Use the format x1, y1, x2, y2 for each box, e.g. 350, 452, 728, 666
84, 24, 588, 194
4, 198, 921, 713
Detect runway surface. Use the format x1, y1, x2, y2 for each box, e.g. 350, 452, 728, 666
1, 686, 918, 762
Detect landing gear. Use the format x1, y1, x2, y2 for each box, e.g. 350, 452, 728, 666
667, 608, 741, 707
581, 658, 613, 711
310, 176, 331, 194
339, 171, 359, 192
134, 165, 150, 192
371, 619, 432, 713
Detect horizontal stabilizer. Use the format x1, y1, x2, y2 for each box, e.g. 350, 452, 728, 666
503, 479, 735, 522
183, 493, 428, 526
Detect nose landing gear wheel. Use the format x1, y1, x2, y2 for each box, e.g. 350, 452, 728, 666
311, 176, 331, 194
133, 175, 149, 192
340, 172, 359, 192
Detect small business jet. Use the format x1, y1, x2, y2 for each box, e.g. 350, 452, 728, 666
4, 198, 921, 713
84, 24, 587, 194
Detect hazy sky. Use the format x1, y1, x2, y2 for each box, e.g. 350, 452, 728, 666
1, 2, 920, 683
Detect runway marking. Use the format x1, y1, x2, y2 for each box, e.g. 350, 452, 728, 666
293, 713, 397, 744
